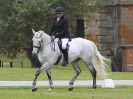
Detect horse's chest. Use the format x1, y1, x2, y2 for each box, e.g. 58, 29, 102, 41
38, 52, 50, 63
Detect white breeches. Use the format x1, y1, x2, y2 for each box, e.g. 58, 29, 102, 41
61, 38, 69, 49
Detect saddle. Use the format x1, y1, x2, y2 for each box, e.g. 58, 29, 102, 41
54, 39, 69, 65
54, 39, 78, 65
57, 39, 69, 52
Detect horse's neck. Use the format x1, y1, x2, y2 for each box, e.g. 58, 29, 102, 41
39, 34, 55, 61
42, 34, 51, 46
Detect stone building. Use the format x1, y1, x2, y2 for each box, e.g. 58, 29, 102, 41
85, 0, 133, 71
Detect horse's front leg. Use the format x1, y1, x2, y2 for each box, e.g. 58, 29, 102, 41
32, 69, 40, 92
46, 69, 54, 92
32, 63, 49, 92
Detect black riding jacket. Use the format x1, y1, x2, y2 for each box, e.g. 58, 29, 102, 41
49, 16, 70, 40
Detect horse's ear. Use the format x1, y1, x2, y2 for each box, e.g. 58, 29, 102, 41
32, 28, 36, 34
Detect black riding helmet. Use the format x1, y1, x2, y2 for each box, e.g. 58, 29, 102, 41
55, 6, 64, 13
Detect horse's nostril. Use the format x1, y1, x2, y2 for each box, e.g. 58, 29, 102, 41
32, 53, 37, 57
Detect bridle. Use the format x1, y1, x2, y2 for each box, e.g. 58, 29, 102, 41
33, 37, 42, 51
33, 36, 56, 52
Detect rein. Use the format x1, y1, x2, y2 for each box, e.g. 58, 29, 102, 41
33, 36, 56, 51
43, 36, 56, 51
33, 46, 40, 49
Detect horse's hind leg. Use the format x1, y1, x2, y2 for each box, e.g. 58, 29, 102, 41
69, 60, 81, 91
46, 69, 54, 92
86, 62, 97, 91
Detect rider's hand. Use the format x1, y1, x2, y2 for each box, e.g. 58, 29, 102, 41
55, 33, 59, 38
51, 36, 55, 40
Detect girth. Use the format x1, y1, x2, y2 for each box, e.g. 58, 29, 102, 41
54, 39, 70, 65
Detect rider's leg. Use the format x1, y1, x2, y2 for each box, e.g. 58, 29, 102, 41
62, 48, 68, 66
61, 38, 69, 67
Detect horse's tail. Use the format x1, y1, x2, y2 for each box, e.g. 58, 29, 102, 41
92, 42, 108, 80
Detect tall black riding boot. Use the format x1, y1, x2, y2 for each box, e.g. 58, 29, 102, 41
62, 48, 68, 67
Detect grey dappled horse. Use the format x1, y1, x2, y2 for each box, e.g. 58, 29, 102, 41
32, 29, 108, 92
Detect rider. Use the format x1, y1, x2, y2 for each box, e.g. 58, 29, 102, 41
49, 6, 71, 67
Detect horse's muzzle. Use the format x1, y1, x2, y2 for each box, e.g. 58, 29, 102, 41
32, 52, 38, 58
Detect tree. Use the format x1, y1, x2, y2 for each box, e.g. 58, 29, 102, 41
48, 0, 102, 37
0, 0, 21, 57
0, 0, 50, 66
0, 0, 102, 67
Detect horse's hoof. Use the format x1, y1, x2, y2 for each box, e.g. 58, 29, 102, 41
89, 89, 95, 93
68, 87, 73, 91
32, 88, 37, 92
47, 88, 53, 92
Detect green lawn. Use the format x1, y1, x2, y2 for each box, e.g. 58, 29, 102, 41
0, 68, 133, 80
0, 86, 133, 99
0, 57, 133, 99
0, 56, 31, 68
0, 56, 133, 81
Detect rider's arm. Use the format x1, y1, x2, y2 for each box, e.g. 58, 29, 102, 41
55, 18, 70, 38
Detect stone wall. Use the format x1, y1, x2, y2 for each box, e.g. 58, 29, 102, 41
85, 0, 133, 56
120, 5, 133, 45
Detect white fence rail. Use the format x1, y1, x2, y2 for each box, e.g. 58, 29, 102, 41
0, 80, 133, 86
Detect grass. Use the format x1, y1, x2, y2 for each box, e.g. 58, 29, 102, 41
0, 56, 31, 68
0, 56, 93, 80
0, 57, 133, 99
0, 86, 133, 99
0, 56, 111, 70
0, 56, 133, 81
0, 68, 133, 80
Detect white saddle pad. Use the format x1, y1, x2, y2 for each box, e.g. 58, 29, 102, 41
68, 40, 78, 55
61, 38, 78, 55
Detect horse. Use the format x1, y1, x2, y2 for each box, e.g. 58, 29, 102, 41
31, 29, 108, 92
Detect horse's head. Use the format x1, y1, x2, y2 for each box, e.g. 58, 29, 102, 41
32, 29, 44, 56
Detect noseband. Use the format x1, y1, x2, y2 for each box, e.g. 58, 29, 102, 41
33, 36, 56, 53
33, 37, 42, 51
33, 45, 41, 49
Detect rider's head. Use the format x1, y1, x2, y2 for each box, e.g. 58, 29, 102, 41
55, 6, 64, 17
